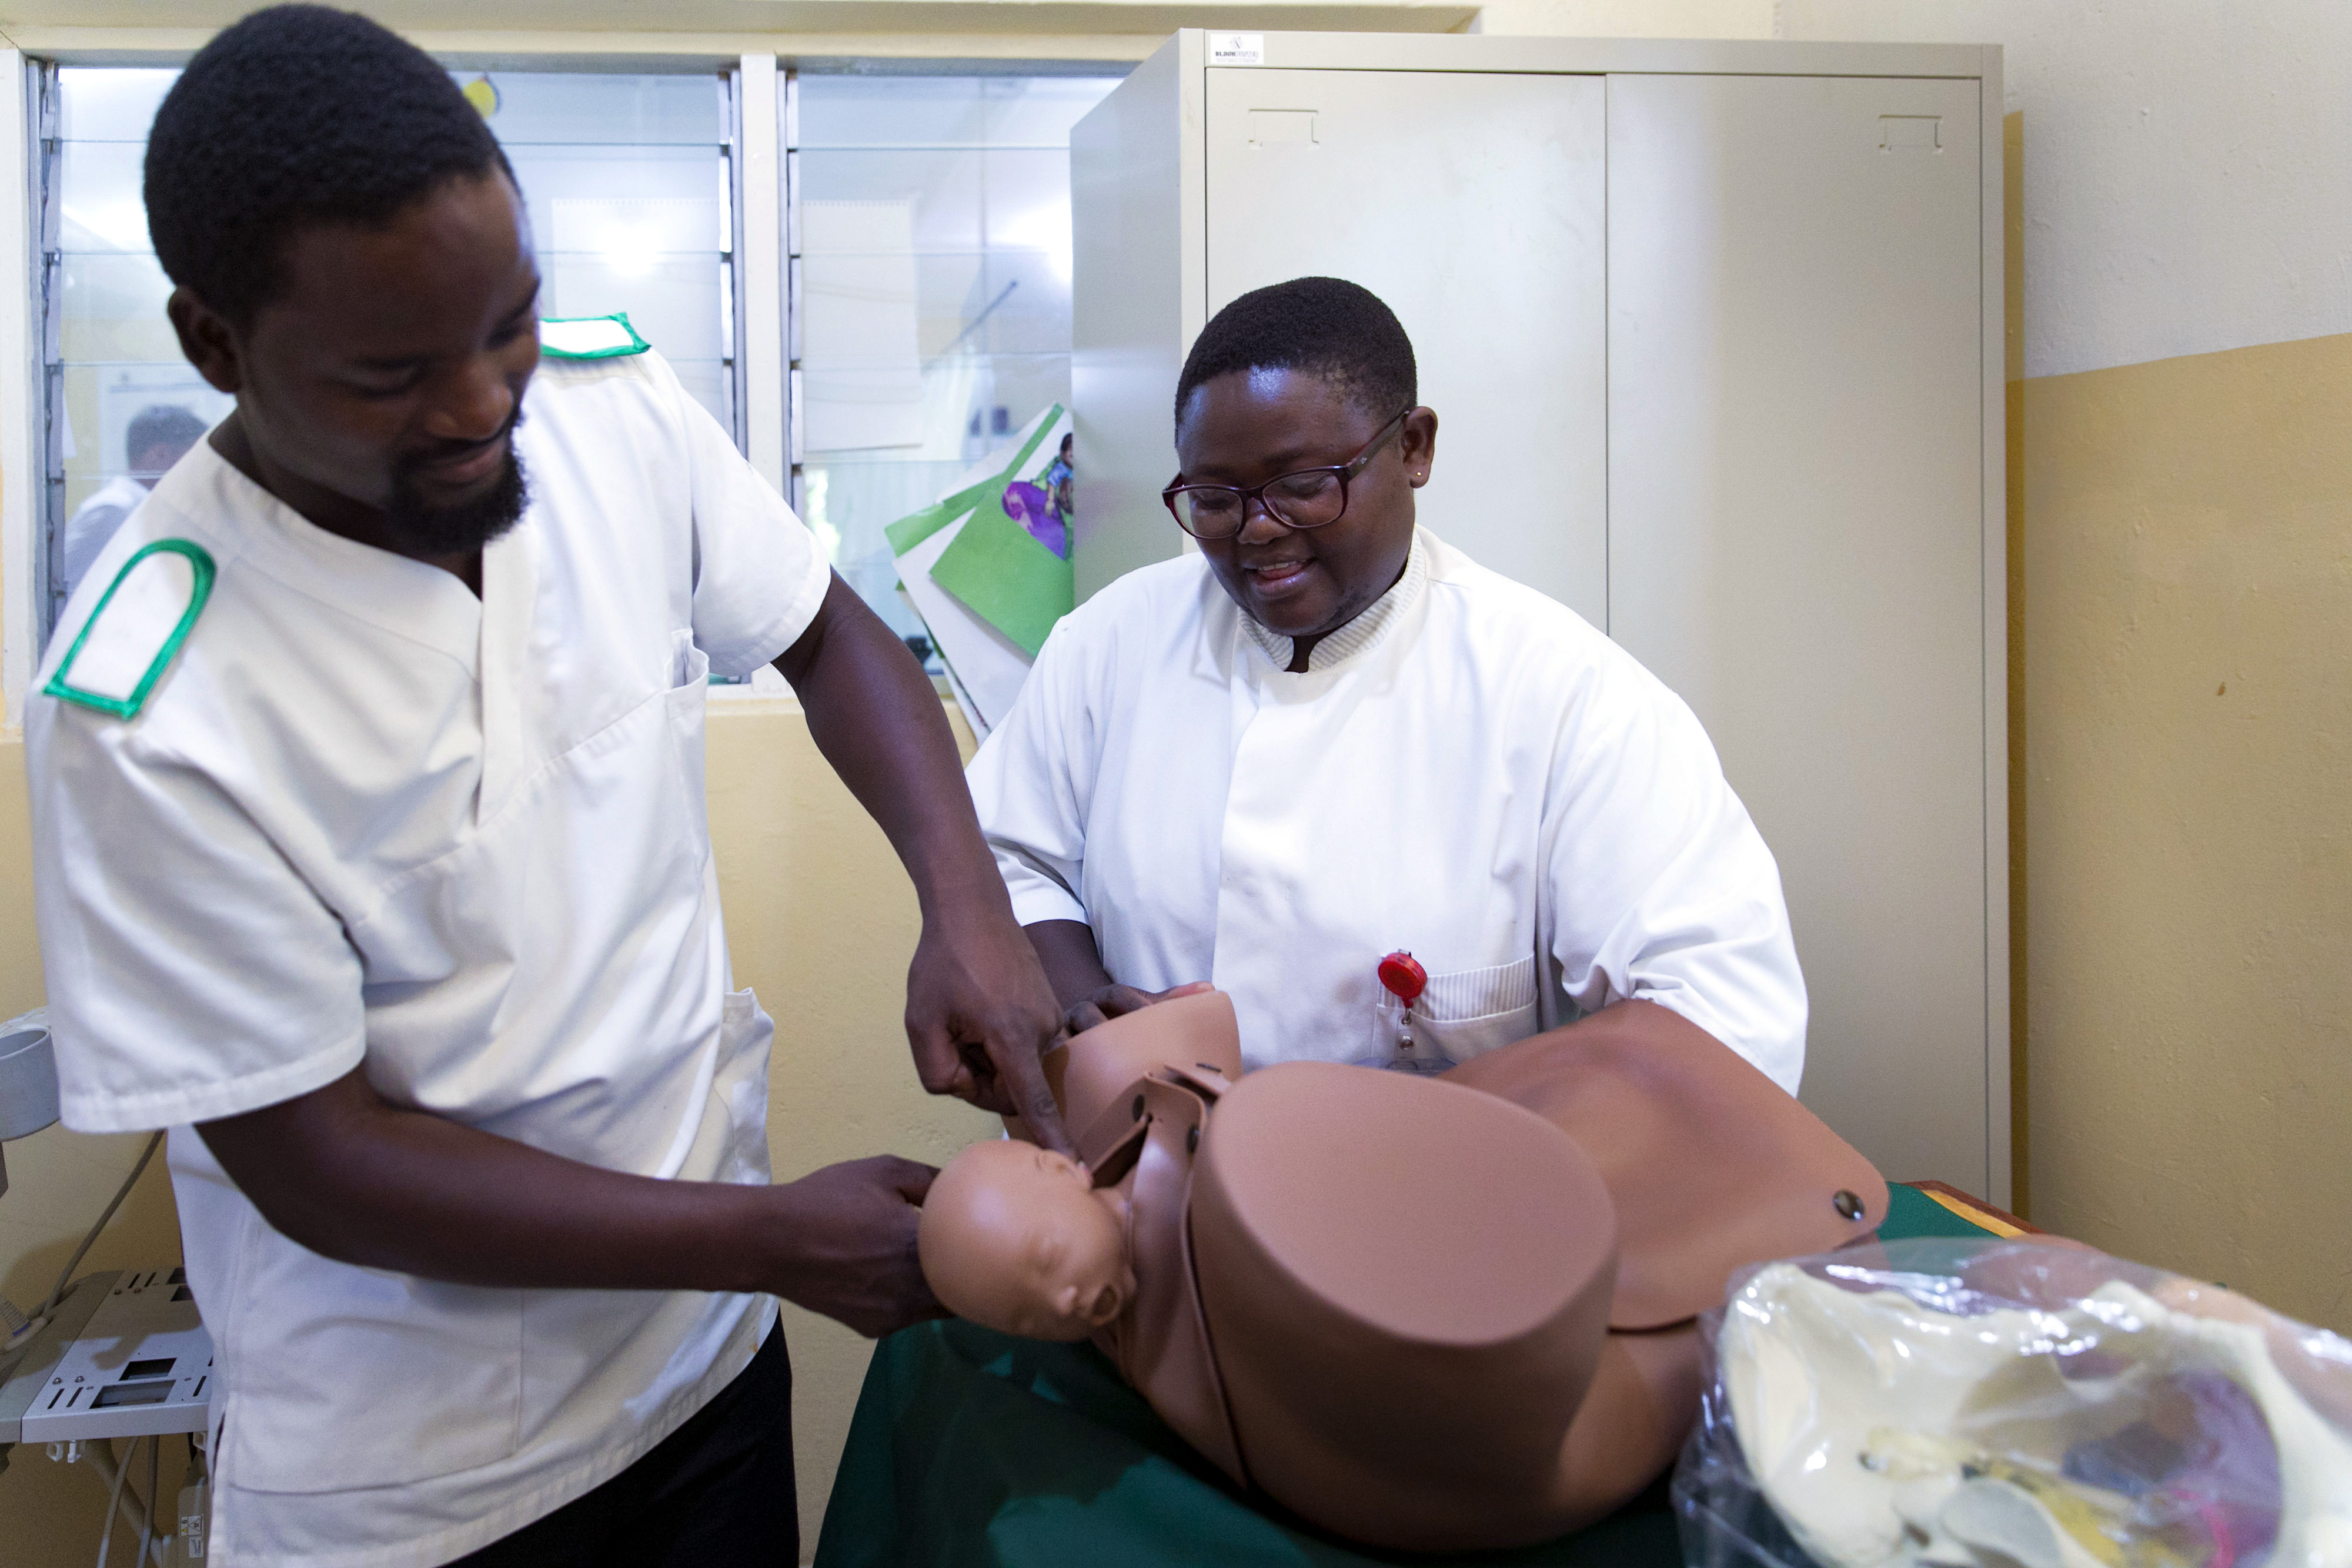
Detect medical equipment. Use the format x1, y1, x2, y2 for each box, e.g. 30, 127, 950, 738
19, 1268, 212, 1445
1675, 1238, 2352, 1568
0, 1005, 61, 1196
3, 1005, 163, 1346
2, 1263, 214, 1563
0, 1008, 214, 1561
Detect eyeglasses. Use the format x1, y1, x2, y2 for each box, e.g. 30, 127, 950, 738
1161, 406, 1413, 540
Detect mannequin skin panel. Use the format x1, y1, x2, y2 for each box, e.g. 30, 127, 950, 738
917, 991, 1887, 1551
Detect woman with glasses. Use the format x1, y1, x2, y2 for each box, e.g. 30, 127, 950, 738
966, 277, 1808, 1093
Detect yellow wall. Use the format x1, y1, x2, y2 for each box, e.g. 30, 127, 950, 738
705, 700, 1001, 1553
0, 700, 995, 1564
2018, 332, 2352, 1333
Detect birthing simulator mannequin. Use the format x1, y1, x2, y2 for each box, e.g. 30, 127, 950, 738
918, 991, 1887, 1552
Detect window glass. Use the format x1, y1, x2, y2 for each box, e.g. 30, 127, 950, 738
39, 66, 737, 641
46, 69, 229, 633
481, 73, 734, 423
791, 73, 1121, 658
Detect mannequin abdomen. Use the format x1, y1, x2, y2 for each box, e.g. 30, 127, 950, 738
1546, 1325, 1705, 1532
1187, 1062, 1621, 1550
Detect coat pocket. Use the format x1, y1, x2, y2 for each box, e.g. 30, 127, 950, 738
1368, 954, 1540, 1068
226, 1258, 522, 1493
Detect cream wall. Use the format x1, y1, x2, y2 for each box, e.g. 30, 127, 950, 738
704, 700, 1002, 1554
1512, 1, 2352, 378
1468, 0, 1766, 34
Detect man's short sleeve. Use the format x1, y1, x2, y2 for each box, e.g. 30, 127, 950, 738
1539, 665, 1809, 1094
28, 708, 367, 1132
965, 617, 1099, 929
661, 363, 830, 677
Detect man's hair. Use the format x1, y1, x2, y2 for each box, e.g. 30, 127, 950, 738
125, 404, 208, 463
1173, 276, 1416, 429
145, 5, 514, 326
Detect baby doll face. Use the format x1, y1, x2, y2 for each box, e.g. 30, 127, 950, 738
919, 1139, 1136, 1341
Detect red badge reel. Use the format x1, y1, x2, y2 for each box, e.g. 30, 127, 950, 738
1377, 951, 1444, 1073
1378, 951, 1428, 1008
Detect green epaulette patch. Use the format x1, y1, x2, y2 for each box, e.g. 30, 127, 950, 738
44, 539, 216, 720
540, 313, 651, 360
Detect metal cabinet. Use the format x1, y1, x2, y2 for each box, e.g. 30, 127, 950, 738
1071, 32, 2008, 1201
1201, 66, 1608, 626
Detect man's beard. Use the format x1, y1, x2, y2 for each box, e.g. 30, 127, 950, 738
381, 426, 531, 557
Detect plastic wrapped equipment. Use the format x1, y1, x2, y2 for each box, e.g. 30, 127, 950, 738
1674, 1238, 2352, 1568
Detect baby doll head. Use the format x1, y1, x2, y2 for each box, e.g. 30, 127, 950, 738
918, 1139, 1136, 1341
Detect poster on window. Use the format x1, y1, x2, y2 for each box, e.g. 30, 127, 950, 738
887, 404, 1074, 738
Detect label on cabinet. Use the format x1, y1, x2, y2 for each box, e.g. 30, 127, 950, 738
1879, 114, 1942, 151
1210, 33, 1265, 66
1248, 109, 1317, 146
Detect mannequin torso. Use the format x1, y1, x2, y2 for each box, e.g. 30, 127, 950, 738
919, 992, 1885, 1551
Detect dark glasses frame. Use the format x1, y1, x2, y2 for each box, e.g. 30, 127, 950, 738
1161, 406, 1414, 540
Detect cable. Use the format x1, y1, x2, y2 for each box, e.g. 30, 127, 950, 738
81, 1440, 168, 1566
95, 1436, 136, 1568
178, 1435, 209, 1566
35, 1130, 163, 1322
139, 1429, 157, 1565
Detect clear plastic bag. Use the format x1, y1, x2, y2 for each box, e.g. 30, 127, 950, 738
1672, 1238, 2352, 1568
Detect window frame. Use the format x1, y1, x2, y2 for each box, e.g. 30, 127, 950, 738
2, 55, 41, 717
0, 49, 789, 717
0, 45, 1127, 720
782, 64, 1128, 681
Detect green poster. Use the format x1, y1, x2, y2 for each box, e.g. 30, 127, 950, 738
884, 412, 1063, 559
928, 496, 1074, 658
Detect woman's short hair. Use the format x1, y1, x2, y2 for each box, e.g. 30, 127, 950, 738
1174, 276, 1418, 428
145, 5, 514, 328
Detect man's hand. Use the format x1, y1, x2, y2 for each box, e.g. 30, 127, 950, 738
198, 1067, 946, 1339
1063, 979, 1216, 1036
763, 1155, 945, 1339
904, 897, 1073, 1153
1024, 920, 1212, 1037
774, 575, 1074, 1155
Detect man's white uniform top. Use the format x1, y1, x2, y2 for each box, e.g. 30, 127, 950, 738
27, 348, 829, 1568
967, 529, 1809, 1089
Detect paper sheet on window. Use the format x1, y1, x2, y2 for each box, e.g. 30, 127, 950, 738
800, 199, 924, 453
